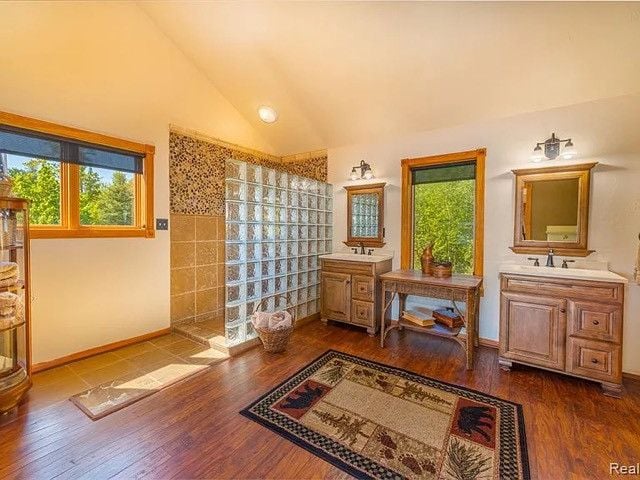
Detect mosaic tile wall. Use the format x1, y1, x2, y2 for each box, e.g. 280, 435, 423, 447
169, 130, 328, 327
169, 131, 327, 216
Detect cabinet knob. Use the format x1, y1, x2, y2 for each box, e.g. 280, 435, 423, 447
560, 308, 566, 313
592, 320, 600, 325
591, 358, 599, 364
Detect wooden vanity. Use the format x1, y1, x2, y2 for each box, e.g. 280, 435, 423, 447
320, 255, 392, 335
499, 268, 626, 397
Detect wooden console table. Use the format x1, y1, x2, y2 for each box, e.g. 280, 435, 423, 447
379, 270, 483, 370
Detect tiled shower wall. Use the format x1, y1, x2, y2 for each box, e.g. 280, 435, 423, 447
170, 214, 225, 324
169, 129, 328, 326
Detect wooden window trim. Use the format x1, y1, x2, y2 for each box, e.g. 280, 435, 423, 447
400, 148, 485, 275
0, 111, 155, 239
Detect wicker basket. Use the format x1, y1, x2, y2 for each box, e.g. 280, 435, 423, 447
252, 294, 296, 353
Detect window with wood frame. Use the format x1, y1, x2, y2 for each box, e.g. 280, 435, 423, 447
0, 111, 154, 239
401, 149, 485, 275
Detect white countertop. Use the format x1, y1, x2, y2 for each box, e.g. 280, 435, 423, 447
499, 263, 628, 284
319, 252, 393, 263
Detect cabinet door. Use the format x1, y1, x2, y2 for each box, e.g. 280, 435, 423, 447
321, 272, 351, 322
500, 292, 567, 371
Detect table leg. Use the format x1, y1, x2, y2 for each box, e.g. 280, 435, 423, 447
465, 290, 475, 370
398, 293, 406, 331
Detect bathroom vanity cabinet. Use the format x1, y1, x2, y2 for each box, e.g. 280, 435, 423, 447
499, 271, 625, 397
320, 255, 392, 335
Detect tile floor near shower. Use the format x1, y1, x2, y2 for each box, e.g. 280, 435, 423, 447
26, 333, 228, 413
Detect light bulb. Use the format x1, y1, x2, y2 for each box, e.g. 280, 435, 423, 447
561, 141, 577, 160
257, 106, 278, 123
363, 169, 374, 180
349, 168, 359, 181
530, 145, 545, 163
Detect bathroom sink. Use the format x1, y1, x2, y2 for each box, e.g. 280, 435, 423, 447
319, 253, 393, 263
499, 264, 628, 284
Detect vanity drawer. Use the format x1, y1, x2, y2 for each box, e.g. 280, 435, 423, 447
567, 337, 621, 383
501, 275, 623, 303
568, 300, 622, 343
321, 259, 375, 276
351, 300, 374, 327
352, 275, 374, 302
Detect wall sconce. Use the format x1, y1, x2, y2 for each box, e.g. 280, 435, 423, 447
349, 160, 374, 180
530, 133, 577, 163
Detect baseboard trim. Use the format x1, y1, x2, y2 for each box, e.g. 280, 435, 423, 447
623, 371, 640, 382
457, 333, 499, 349
478, 337, 499, 348
32, 327, 172, 373
296, 312, 321, 327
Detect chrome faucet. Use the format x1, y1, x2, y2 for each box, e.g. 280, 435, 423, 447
358, 242, 365, 254
545, 249, 555, 267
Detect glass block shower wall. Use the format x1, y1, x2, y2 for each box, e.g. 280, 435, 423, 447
224, 160, 333, 347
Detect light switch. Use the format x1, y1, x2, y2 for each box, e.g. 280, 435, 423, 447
156, 218, 169, 230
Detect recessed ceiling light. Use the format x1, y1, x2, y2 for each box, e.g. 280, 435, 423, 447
258, 106, 278, 124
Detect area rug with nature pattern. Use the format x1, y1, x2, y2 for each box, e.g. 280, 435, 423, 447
240, 350, 530, 480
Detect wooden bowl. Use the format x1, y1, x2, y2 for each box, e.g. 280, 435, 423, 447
432, 263, 452, 278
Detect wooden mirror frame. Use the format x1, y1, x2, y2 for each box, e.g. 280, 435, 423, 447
344, 182, 386, 248
511, 162, 597, 257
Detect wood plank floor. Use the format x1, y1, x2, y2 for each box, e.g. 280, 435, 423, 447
1, 320, 639, 479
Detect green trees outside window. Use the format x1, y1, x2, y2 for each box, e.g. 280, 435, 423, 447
7, 155, 134, 226
413, 179, 475, 274
8, 158, 61, 225
80, 166, 134, 226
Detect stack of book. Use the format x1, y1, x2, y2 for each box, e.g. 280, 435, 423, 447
402, 307, 435, 327
433, 308, 464, 328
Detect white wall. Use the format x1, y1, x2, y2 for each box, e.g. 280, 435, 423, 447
0, 2, 272, 363
328, 94, 640, 375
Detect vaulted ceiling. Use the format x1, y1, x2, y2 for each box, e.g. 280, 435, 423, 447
140, 1, 640, 155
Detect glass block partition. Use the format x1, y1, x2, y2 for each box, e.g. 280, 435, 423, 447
224, 160, 333, 347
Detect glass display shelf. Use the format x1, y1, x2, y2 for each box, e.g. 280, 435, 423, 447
0, 196, 32, 416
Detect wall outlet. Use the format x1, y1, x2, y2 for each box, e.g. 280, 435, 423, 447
156, 218, 169, 230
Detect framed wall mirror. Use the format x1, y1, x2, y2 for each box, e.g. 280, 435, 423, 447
511, 162, 596, 256
344, 182, 386, 247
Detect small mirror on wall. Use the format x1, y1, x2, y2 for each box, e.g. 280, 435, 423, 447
344, 182, 385, 247
511, 162, 596, 256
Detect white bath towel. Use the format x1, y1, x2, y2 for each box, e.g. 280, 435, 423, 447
251, 311, 272, 329
0, 262, 18, 281
268, 311, 293, 330
0, 291, 17, 308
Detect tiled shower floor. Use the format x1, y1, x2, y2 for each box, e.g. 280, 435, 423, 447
173, 317, 226, 349
25, 332, 227, 413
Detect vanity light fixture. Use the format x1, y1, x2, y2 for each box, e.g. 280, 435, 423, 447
530, 133, 577, 162
349, 160, 374, 180
257, 106, 278, 124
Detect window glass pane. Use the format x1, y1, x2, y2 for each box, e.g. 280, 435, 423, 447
5, 154, 61, 225
413, 168, 475, 274
80, 166, 135, 226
